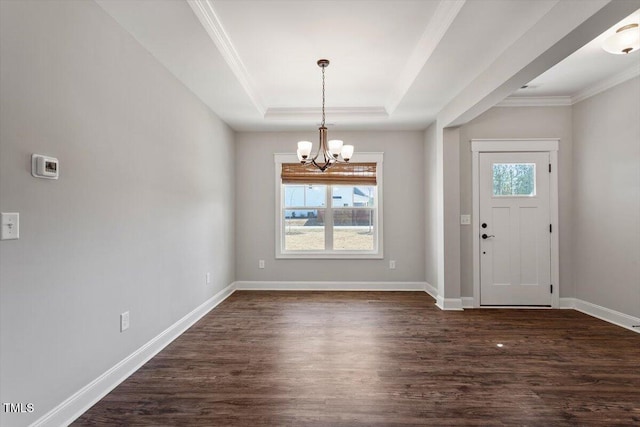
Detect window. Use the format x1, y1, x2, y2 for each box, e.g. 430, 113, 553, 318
492, 163, 536, 197
284, 185, 326, 251
275, 153, 383, 258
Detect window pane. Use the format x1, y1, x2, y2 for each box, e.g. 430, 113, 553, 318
333, 209, 374, 251
332, 185, 375, 207
284, 209, 324, 251
492, 163, 536, 196
284, 185, 326, 208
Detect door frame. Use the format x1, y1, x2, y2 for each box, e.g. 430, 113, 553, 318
471, 139, 560, 308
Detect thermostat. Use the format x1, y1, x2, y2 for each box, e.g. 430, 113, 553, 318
31, 154, 59, 179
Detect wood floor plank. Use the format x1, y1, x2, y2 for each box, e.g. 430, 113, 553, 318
74, 291, 640, 426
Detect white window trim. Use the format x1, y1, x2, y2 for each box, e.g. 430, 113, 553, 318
274, 152, 384, 259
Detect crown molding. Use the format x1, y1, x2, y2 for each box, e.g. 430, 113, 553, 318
495, 96, 572, 107
264, 106, 389, 121
497, 64, 640, 108
187, 0, 265, 114
385, 0, 466, 113
571, 64, 640, 105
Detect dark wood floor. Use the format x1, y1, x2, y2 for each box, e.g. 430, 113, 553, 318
75, 291, 640, 426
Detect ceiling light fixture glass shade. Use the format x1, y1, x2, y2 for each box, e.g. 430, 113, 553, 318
603, 23, 640, 55
296, 59, 354, 172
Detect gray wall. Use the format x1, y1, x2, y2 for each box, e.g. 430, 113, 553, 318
572, 76, 640, 317
458, 106, 574, 298
424, 124, 438, 287
0, 1, 235, 426
235, 131, 425, 283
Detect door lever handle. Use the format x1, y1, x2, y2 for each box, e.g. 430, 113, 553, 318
481, 234, 495, 239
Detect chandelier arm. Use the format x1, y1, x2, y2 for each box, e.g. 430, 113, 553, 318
311, 158, 329, 172
309, 149, 321, 162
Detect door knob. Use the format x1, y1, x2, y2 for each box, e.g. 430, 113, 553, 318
482, 234, 495, 239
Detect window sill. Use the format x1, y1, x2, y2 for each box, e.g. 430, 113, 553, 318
276, 252, 384, 260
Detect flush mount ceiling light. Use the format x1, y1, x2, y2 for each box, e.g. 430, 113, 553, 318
603, 23, 640, 55
296, 59, 354, 172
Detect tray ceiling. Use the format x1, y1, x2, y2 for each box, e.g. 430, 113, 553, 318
96, 0, 639, 131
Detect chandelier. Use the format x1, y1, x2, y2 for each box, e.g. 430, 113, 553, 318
296, 59, 354, 172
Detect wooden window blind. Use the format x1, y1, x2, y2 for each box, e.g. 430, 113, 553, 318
281, 162, 377, 185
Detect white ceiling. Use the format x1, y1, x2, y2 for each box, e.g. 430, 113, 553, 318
511, 9, 640, 100
211, 0, 441, 109
96, 0, 640, 131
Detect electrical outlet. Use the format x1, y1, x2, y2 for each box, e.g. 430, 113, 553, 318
259, 260, 265, 269
389, 260, 396, 269
206, 272, 211, 284
460, 214, 471, 225
120, 311, 130, 332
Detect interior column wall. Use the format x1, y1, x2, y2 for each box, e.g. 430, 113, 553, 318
424, 124, 438, 288
443, 128, 461, 302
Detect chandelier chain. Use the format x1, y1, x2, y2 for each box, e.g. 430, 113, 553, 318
321, 65, 326, 127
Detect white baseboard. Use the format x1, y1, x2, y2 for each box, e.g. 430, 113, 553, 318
424, 282, 463, 311
561, 297, 639, 334
424, 283, 464, 311
559, 297, 576, 309
236, 280, 467, 312
234, 281, 426, 291
424, 282, 438, 300
32, 283, 236, 427
435, 295, 464, 311
461, 297, 475, 308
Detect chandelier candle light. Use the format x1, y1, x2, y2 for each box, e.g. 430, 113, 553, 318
296, 59, 354, 172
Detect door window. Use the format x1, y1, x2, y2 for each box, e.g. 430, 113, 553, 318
492, 163, 536, 197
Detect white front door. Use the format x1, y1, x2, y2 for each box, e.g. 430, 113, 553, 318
479, 152, 552, 306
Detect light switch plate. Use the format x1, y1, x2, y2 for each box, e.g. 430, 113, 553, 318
120, 311, 130, 332
1, 213, 19, 240
460, 214, 471, 225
